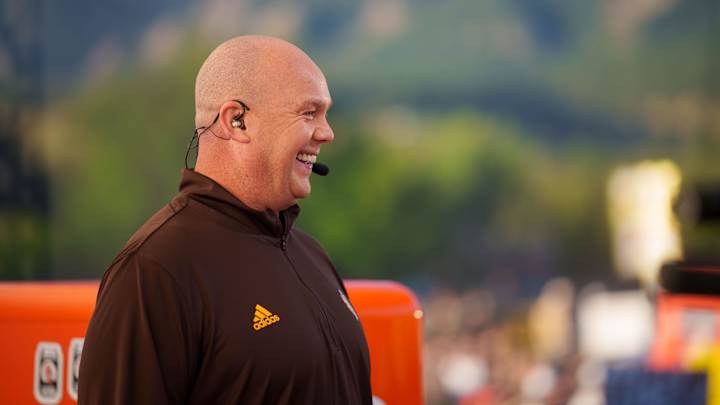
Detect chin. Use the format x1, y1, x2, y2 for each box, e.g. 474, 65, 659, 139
291, 190, 311, 202
290, 180, 312, 201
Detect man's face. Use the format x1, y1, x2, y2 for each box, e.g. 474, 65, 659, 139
252, 65, 334, 211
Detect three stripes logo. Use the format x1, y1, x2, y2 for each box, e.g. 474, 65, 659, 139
253, 304, 280, 331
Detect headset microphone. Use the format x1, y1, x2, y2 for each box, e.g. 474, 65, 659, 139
312, 162, 330, 176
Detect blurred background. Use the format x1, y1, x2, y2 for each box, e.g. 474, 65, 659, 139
2, 0, 720, 403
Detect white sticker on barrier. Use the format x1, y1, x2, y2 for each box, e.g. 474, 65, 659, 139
34, 341, 63, 404
67, 338, 84, 401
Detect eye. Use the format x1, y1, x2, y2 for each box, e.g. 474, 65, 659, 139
302, 110, 317, 118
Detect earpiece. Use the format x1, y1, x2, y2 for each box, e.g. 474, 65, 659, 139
230, 100, 250, 130
186, 99, 251, 168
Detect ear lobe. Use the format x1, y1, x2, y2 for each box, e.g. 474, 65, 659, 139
230, 131, 251, 143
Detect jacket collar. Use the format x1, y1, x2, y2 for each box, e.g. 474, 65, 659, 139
177, 169, 300, 237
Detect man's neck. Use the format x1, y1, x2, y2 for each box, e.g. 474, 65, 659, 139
194, 164, 286, 215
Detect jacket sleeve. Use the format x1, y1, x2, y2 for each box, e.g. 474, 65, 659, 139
78, 253, 200, 405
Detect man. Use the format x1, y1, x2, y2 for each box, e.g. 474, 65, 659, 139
78, 35, 372, 404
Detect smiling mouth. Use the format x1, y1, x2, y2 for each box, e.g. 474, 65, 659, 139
296, 152, 317, 167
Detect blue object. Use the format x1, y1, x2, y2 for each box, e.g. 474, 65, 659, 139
605, 368, 706, 405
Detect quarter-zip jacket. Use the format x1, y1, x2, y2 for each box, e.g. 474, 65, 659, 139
78, 169, 372, 405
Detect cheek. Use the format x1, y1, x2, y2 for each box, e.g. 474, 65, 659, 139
292, 121, 314, 137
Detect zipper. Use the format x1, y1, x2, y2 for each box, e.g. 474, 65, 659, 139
278, 211, 344, 398
279, 212, 288, 251
278, 211, 341, 351
279, 247, 338, 348
280, 246, 340, 395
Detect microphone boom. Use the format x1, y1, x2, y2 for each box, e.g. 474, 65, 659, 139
312, 162, 330, 176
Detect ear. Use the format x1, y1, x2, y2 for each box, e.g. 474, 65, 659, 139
219, 101, 251, 143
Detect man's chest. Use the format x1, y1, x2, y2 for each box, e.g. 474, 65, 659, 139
189, 236, 367, 392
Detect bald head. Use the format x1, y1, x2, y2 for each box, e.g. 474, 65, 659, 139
193, 35, 334, 214
194, 35, 321, 127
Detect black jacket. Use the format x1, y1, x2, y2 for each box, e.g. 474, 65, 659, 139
79, 169, 372, 405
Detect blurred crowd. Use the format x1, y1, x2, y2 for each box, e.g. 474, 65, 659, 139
421, 279, 608, 405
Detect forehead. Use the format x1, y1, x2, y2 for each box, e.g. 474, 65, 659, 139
292, 81, 332, 110
258, 50, 330, 106
282, 67, 332, 109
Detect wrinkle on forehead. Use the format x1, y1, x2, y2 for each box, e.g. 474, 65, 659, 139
194, 35, 322, 127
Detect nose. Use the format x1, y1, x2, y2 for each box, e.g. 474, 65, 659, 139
314, 122, 334, 144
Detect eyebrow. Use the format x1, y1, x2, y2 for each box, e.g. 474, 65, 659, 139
297, 97, 333, 110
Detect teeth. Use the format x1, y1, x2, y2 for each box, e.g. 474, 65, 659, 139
296, 153, 317, 164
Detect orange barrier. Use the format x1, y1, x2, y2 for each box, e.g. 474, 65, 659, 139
0, 280, 422, 405
650, 293, 720, 370
347, 280, 424, 405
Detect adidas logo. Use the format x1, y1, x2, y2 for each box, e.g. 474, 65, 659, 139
253, 304, 280, 331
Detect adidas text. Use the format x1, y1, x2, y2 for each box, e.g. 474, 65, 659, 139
253, 314, 280, 330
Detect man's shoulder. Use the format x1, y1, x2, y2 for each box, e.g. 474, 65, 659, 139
122, 195, 188, 253
107, 193, 204, 274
